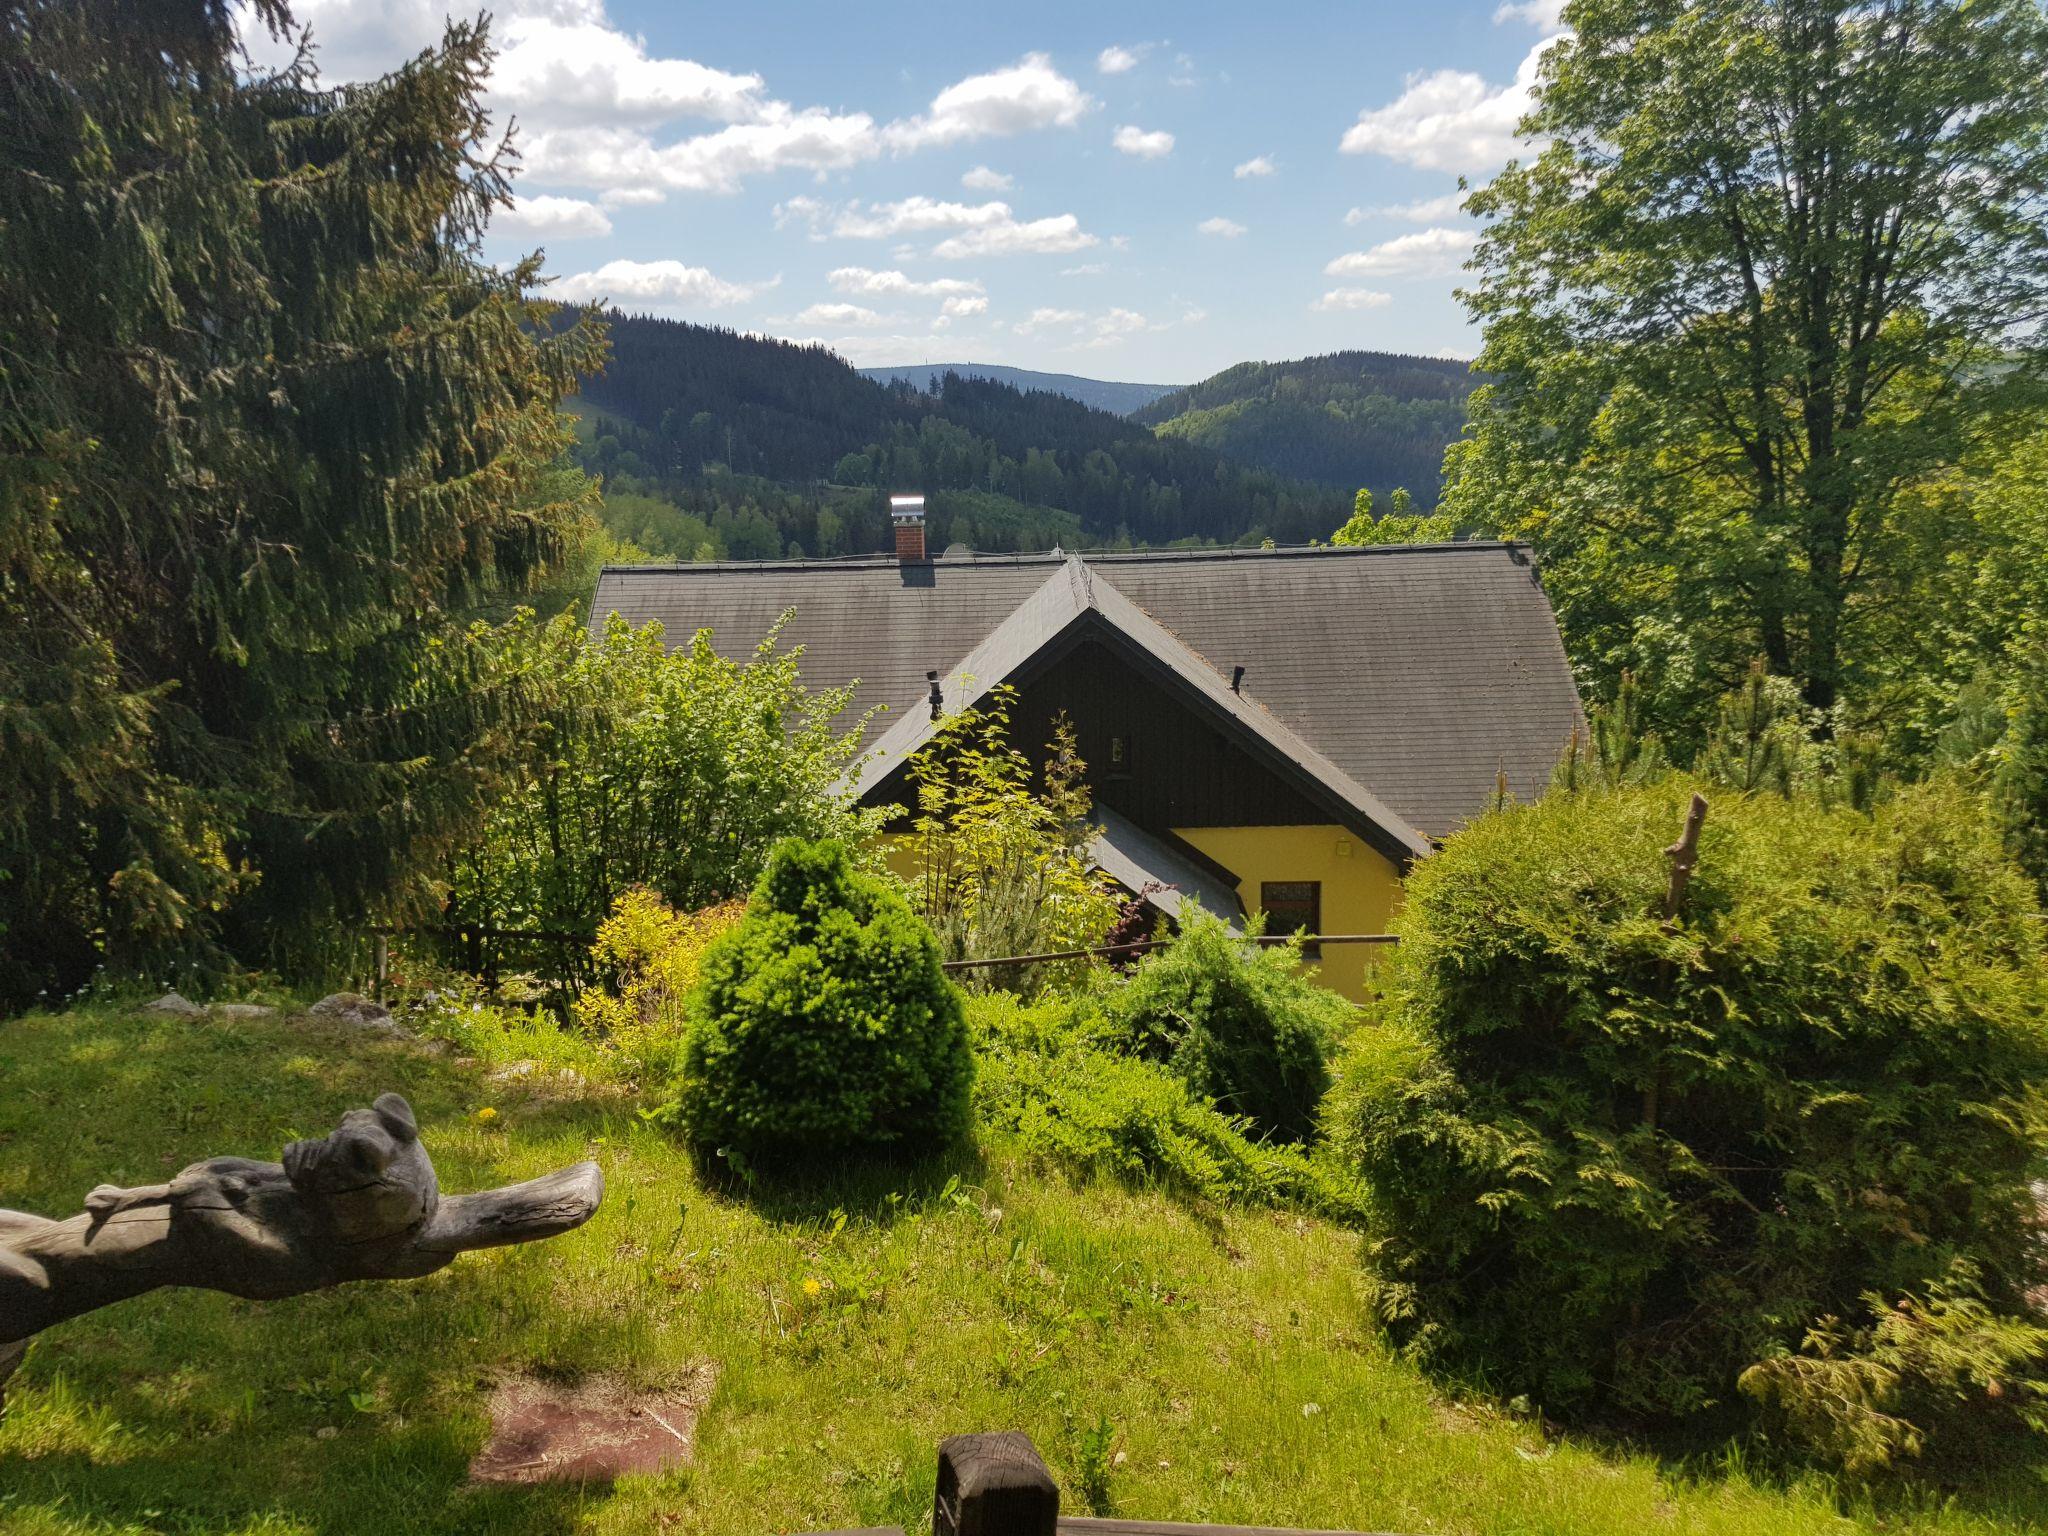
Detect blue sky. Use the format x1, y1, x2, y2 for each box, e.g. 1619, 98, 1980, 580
255, 1, 1565, 383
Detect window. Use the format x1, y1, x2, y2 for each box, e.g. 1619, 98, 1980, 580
1104, 733, 1133, 780
1261, 880, 1322, 958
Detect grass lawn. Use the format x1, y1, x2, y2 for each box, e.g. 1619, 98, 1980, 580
1, 1004, 2043, 1536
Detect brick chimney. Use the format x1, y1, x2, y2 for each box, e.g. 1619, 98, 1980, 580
891, 494, 927, 562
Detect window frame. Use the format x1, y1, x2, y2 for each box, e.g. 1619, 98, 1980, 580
1259, 879, 1322, 959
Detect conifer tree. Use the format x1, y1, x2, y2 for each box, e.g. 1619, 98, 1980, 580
0, 0, 604, 1001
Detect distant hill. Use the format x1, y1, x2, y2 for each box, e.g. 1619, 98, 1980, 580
859, 363, 1178, 417
572, 313, 1347, 559
1133, 351, 1481, 507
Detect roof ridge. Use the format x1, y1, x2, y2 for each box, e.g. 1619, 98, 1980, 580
594, 539, 1534, 578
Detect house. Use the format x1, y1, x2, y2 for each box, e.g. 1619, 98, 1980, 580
588, 500, 1584, 999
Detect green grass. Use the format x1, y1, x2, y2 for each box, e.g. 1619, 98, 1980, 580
1, 1005, 2043, 1535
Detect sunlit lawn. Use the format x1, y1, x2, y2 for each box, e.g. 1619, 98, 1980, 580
2, 1005, 2043, 1536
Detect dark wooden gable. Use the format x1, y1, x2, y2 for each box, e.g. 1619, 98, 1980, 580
1009, 639, 1327, 831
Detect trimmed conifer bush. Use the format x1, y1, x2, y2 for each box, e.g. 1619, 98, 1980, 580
1104, 909, 1350, 1142
1325, 777, 2048, 1458
665, 838, 971, 1166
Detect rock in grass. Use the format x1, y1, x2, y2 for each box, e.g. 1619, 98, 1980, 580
307, 992, 402, 1033
144, 992, 204, 1017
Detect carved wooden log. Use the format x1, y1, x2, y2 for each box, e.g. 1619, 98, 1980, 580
0, 1093, 603, 1388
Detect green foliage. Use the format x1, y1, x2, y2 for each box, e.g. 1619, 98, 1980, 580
450, 611, 878, 975
0, 1, 605, 1003
1102, 910, 1351, 1142
571, 889, 747, 1080
1991, 633, 2048, 896
968, 992, 1328, 1210
1135, 351, 1474, 505
1696, 660, 1802, 796
1739, 1259, 2048, 1476
1554, 670, 1669, 792
665, 838, 972, 1167
1332, 484, 1458, 547
1326, 776, 2048, 1438
903, 689, 1119, 998
1449, 0, 2048, 741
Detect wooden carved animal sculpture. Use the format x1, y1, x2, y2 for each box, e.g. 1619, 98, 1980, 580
0, 1093, 603, 1402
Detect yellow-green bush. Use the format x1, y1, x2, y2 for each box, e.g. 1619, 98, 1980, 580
1325, 776, 2048, 1463
968, 991, 1333, 1211
573, 887, 745, 1077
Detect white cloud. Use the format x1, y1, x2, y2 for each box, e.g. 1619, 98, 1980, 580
1097, 43, 1148, 74
794, 301, 887, 327
797, 196, 1100, 260
1313, 287, 1394, 312
496, 194, 613, 240
1494, 0, 1567, 28
551, 259, 763, 308
247, 1, 881, 203
1013, 307, 1087, 335
1233, 155, 1277, 179
600, 186, 668, 209
1347, 191, 1471, 225
961, 164, 1013, 191
1060, 261, 1109, 276
884, 53, 1093, 150
1198, 216, 1246, 238
1340, 39, 1554, 172
490, 17, 768, 127
934, 213, 1097, 259
1113, 124, 1175, 160
524, 106, 881, 196
1011, 303, 1197, 349
1324, 226, 1476, 278
942, 294, 990, 318
833, 196, 1014, 239
828, 266, 984, 299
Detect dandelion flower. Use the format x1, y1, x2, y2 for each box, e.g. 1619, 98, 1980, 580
475, 1107, 498, 1124
802, 1277, 823, 1299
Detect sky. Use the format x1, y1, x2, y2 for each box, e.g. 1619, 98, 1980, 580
245, 0, 1567, 385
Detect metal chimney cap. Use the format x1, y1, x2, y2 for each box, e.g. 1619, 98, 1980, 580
889, 494, 926, 523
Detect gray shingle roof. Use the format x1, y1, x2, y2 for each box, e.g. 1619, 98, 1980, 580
839, 557, 1432, 863
588, 542, 1583, 841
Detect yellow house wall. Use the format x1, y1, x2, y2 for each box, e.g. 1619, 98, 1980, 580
1170, 825, 1403, 1002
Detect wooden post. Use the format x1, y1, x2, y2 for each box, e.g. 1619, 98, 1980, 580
373, 933, 389, 1005
934, 1431, 1058, 1536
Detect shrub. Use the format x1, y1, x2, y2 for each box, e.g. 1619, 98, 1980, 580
1738, 1259, 2048, 1475
1325, 776, 2048, 1448
902, 688, 1119, 998
450, 611, 881, 988
968, 993, 1329, 1210
1102, 909, 1350, 1142
664, 838, 972, 1166
573, 888, 746, 1078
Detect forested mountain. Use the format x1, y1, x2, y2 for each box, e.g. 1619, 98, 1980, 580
1134, 351, 1479, 506
576, 312, 1348, 557
858, 363, 1178, 416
